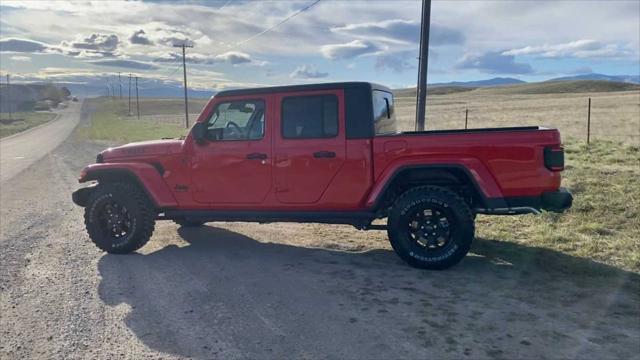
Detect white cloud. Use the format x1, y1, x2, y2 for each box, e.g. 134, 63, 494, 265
0, 38, 48, 53
129, 30, 153, 46
67, 33, 119, 52
213, 51, 252, 65
332, 20, 464, 46
154, 51, 254, 65
290, 65, 328, 79
321, 40, 381, 60
375, 51, 416, 73
90, 59, 158, 70
10, 55, 31, 61
503, 40, 631, 59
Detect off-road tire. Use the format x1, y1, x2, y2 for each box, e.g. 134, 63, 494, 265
387, 186, 474, 270
173, 219, 206, 227
84, 182, 156, 254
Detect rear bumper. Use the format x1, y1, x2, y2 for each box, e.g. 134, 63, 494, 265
72, 185, 96, 207
540, 187, 573, 212
479, 187, 573, 215
504, 187, 573, 213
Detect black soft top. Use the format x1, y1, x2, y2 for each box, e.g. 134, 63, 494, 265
216, 81, 392, 98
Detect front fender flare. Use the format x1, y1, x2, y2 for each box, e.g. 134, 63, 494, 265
79, 162, 178, 208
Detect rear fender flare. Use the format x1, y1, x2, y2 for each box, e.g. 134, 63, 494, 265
79, 163, 178, 208
366, 158, 506, 210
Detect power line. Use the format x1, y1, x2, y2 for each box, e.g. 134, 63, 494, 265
219, 0, 233, 10
226, 0, 322, 51
164, 62, 185, 79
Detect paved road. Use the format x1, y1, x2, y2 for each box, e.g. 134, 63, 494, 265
0, 101, 83, 183
0, 102, 638, 359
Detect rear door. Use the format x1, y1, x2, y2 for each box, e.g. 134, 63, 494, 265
273, 90, 346, 204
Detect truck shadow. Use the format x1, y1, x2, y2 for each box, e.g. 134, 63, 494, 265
97, 225, 639, 360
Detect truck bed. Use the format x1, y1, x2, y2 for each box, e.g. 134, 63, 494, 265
372, 126, 562, 204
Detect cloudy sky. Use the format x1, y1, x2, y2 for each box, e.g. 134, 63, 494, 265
0, 0, 638, 91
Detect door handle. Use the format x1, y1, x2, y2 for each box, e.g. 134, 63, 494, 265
246, 152, 267, 160
313, 151, 336, 158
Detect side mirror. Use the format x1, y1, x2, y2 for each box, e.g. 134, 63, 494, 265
192, 122, 207, 144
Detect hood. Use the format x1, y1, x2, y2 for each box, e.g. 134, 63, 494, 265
100, 139, 184, 162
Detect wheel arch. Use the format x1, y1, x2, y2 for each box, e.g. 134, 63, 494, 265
80, 163, 178, 209
368, 164, 503, 212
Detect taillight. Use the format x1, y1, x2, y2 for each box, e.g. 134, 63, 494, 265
544, 145, 564, 171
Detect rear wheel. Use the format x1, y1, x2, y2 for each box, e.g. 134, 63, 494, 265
84, 182, 156, 254
387, 186, 474, 270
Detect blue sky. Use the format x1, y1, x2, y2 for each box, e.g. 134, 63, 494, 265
0, 0, 638, 90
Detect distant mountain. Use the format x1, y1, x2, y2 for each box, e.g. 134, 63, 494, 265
547, 73, 640, 84
475, 80, 639, 95
430, 77, 526, 88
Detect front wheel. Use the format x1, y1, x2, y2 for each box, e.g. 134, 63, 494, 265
84, 182, 156, 254
387, 186, 474, 270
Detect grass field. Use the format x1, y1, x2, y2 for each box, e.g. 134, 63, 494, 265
83, 86, 640, 272
477, 140, 639, 273
78, 98, 188, 142
395, 90, 640, 145
0, 112, 57, 138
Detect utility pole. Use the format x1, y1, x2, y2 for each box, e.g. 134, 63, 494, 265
5, 74, 12, 120
135, 76, 140, 120
128, 73, 132, 116
118, 72, 122, 99
174, 42, 194, 128
415, 0, 432, 131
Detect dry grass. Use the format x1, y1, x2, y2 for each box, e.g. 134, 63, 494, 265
395, 90, 640, 145
476, 140, 639, 273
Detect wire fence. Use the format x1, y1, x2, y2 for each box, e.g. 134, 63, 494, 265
454, 97, 640, 145
395, 92, 640, 146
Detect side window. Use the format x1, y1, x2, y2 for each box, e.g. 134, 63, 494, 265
281, 95, 338, 139
206, 100, 265, 140
372, 90, 397, 135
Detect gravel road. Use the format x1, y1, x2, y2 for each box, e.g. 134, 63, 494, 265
1, 102, 638, 359
0, 101, 83, 183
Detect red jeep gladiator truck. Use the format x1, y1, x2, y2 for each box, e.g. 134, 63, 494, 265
72, 82, 572, 269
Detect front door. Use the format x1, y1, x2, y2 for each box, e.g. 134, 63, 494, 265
273, 90, 346, 204
191, 97, 272, 204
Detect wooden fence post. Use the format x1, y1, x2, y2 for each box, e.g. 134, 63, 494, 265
587, 97, 591, 145
465, 108, 468, 130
